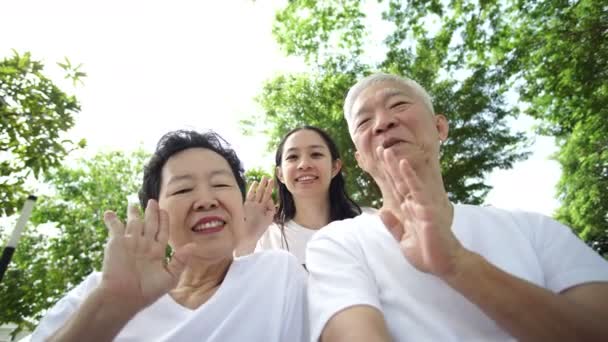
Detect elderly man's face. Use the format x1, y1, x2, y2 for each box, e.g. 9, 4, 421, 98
158, 148, 244, 261
350, 81, 447, 178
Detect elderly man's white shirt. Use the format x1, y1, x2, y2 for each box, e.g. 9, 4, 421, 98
306, 205, 608, 341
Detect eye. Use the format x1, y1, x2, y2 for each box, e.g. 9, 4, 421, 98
390, 101, 410, 109
285, 154, 298, 161
311, 152, 324, 158
356, 118, 370, 129
172, 188, 191, 196
213, 183, 231, 188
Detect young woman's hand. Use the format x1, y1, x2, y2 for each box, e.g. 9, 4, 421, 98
236, 176, 275, 255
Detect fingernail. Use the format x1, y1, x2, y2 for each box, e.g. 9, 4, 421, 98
104, 211, 116, 220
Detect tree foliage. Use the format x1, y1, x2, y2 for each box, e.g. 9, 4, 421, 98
407, 0, 607, 255
0, 150, 147, 334
0, 51, 85, 217
245, 0, 530, 207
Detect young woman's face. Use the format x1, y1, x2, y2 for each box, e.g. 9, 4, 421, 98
277, 129, 341, 200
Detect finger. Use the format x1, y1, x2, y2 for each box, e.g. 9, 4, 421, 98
261, 178, 275, 205
156, 208, 170, 244
398, 158, 426, 204
382, 147, 410, 198
103, 211, 124, 237
144, 199, 160, 240
166, 242, 195, 279
379, 209, 405, 242
376, 146, 404, 202
125, 203, 144, 236
255, 177, 268, 202
246, 181, 259, 201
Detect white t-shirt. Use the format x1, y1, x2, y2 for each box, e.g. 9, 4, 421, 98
257, 221, 317, 265
256, 208, 376, 265
306, 204, 608, 341
31, 250, 308, 342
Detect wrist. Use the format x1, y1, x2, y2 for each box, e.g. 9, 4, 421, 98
440, 248, 485, 285
93, 285, 144, 318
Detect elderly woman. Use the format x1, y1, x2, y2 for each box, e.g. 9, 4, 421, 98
30, 130, 308, 341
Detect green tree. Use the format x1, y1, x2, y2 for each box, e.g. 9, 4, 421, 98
245, 0, 530, 207
0, 51, 85, 217
400, 0, 608, 254
0, 150, 148, 334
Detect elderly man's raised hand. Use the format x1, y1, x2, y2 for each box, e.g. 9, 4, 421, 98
100, 200, 195, 311
377, 146, 467, 279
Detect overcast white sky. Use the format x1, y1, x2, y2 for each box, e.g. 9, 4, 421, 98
1, 0, 561, 216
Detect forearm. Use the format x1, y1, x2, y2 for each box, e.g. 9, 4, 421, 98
444, 250, 608, 341
47, 287, 140, 342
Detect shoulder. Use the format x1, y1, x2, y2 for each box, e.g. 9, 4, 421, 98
306, 212, 390, 266
313, 211, 385, 244
236, 249, 302, 275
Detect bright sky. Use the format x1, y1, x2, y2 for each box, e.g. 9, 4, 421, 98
1, 0, 561, 216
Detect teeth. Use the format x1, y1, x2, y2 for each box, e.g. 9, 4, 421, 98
297, 176, 316, 181
193, 220, 224, 231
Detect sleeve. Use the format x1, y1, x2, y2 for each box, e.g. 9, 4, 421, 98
280, 256, 310, 342
525, 213, 608, 292
305, 223, 381, 342
30, 272, 102, 342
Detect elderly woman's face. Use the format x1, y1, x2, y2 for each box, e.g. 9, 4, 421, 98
158, 147, 244, 260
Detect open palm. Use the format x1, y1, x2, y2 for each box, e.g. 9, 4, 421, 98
100, 200, 195, 310
378, 147, 463, 277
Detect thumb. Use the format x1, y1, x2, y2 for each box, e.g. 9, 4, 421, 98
379, 209, 404, 242
166, 243, 195, 278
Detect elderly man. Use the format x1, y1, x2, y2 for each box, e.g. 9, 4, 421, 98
306, 73, 608, 341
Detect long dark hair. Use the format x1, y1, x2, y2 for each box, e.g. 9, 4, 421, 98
274, 126, 361, 248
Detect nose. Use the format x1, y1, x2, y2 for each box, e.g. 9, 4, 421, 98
297, 156, 312, 170
373, 110, 397, 135
192, 193, 219, 211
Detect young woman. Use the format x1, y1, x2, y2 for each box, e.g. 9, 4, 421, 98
247, 126, 363, 266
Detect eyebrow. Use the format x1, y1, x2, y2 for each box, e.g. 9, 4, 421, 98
285, 144, 326, 153
166, 169, 233, 185
353, 87, 410, 119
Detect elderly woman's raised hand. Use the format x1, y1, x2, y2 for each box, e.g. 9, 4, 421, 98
100, 199, 195, 311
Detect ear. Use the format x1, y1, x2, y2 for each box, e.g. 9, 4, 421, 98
276, 166, 285, 184
435, 114, 449, 142
331, 159, 342, 178
355, 151, 365, 169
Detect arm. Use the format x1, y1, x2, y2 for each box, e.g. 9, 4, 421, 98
43, 201, 193, 342
46, 287, 139, 342
321, 306, 391, 342
378, 148, 608, 341
444, 250, 608, 341
306, 224, 391, 342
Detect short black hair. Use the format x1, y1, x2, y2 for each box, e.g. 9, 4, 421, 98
138, 130, 246, 209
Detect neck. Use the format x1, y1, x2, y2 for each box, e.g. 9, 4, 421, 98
291, 194, 331, 229
170, 256, 232, 309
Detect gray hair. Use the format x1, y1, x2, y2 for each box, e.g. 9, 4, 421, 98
343, 73, 435, 132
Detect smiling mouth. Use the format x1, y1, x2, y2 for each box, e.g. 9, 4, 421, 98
296, 175, 318, 182
382, 138, 406, 149
192, 219, 225, 234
